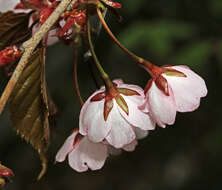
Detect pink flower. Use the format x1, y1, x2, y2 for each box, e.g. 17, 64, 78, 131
79, 79, 155, 149
143, 65, 207, 127
107, 127, 148, 155
55, 127, 147, 172
55, 129, 108, 172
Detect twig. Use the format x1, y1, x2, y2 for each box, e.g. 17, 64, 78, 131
0, 0, 76, 114
73, 48, 84, 107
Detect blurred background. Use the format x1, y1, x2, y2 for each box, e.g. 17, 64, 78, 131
0, 0, 222, 189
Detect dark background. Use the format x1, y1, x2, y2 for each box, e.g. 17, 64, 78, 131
1, 0, 222, 189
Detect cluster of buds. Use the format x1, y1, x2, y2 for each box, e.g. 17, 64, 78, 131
0, 163, 14, 187
12, 0, 121, 44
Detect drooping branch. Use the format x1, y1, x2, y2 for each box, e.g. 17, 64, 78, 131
0, 0, 76, 114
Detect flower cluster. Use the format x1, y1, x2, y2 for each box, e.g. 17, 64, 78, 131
56, 63, 207, 171
0, 0, 207, 175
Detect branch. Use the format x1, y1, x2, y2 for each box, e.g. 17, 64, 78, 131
0, 0, 76, 114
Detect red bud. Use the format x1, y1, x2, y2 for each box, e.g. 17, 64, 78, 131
101, 0, 122, 8
0, 46, 22, 67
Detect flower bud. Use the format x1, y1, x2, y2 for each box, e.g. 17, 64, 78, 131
0, 46, 22, 67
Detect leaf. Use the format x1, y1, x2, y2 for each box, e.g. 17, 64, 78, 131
0, 11, 31, 50
170, 41, 211, 70
115, 20, 195, 57
8, 48, 57, 180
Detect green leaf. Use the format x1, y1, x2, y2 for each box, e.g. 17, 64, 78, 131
0, 11, 31, 50
116, 20, 195, 57
170, 41, 212, 70
8, 49, 57, 180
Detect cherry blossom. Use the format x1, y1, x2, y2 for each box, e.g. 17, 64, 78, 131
55, 127, 147, 172
142, 65, 207, 127
79, 79, 155, 149
55, 129, 108, 172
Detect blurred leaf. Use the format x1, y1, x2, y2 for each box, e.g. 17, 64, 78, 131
8, 49, 57, 180
117, 20, 195, 57
0, 11, 31, 50
210, 0, 222, 18
123, 0, 142, 14
170, 41, 212, 70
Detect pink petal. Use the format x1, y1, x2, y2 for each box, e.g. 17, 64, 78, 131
118, 83, 145, 96
68, 137, 107, 172
138, 99, 150, 113
79, 91, 111, 143
55, 131, 78, 162
147, 81, 177, 127
123, 140, 138, 152
164, 66, 207, 112
116, 83, 155, 130
106, 102, 136, 148
79, 90, 103, 135
113, 79, 124, 85
134, 127, 149, 140
0, 0, 20, 12
118, 95, 155, 130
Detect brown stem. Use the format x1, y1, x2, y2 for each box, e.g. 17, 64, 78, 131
96, 7, 157, 76
0, 0, 76, 114
73, 49, 84, 107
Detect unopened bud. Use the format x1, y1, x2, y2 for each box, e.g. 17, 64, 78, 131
0, 46, 22, 67
0, 164, 14, 177
0, 163, 14, 187
101, 0, 122, 8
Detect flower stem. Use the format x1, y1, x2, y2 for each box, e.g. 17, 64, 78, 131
87, 18, 113, 88
73, 48, 84, 107
96, 7, 157, 76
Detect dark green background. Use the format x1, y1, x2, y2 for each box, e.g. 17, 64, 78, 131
0, 0, 222, 189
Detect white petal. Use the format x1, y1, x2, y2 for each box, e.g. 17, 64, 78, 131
164, 66, 207, 112
113, 79, 124, 85
68, 137, 107, 172
55, 131, 78, 162
106, 102, 136, 148
85, 100, 111, 142
79, 89, 110, 143
147, 82, 177, 127
79, 89, 105, 135
0, 0, 20, 12
119, 95, 155, 130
